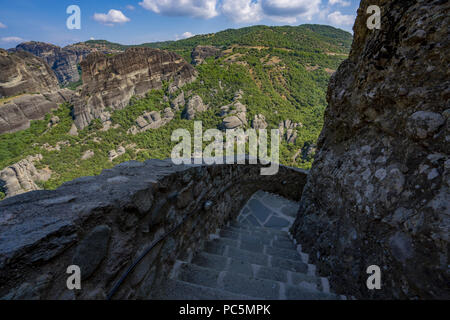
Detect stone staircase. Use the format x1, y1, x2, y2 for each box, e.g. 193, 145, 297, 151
152, 191, 346, 300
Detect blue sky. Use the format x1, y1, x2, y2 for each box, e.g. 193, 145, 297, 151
0, 0, 360, 49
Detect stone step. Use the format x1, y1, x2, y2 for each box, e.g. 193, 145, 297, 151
191, 252, 324, 291
211, 236, 304, 262
176, 263, 338, 300
203, 240, 312, 274
227, 223, 288, 236
219, 228, 291, 244
150, 278, 257, 300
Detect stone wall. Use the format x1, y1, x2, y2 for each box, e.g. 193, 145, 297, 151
0, 159, 307, 300
291, 0, 449, 299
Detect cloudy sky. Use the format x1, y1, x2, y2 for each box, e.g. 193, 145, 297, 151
0, 0, 360, 48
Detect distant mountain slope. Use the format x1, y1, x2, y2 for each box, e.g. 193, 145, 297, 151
82, 24, 352, 61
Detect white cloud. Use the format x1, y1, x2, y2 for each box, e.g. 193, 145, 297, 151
139, 0, 219, 19
220, 0, 320, 24
1, 36, 23, 43
93, 9, 131, 26
0, 22, 6, 29
327, 11, 355, 26
182, 32, 194, 38
221, 0, 263, 23
260, 0, 321, 21
126, 5, 136, 10
90, 37, 95, 40
329, 0, 351, 7
175, 32, 195, 40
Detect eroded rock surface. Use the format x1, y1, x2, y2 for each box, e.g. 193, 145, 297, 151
73, 48, 197, 129
0, 155, 50, 198
128, 108, 175, 135
220, 91, 247, 130
279, 120, 302, 144
13, 41, 118, 85
191, 45, 222, 65
182, 95, 207, 120
0, 89, 74, 134
252, 114, 268, 130
291, 0, 449, 299
0, 48, 59, 97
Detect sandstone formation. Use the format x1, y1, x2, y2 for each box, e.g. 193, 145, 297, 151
0, 155, 50, 198
108, 146, 126, 162
181, 95, 207, 120
170, 91, 185, 111
14, 41, 107, 85
279, 120, 302, 144
191, 45, 222, 65
291, 0, 449, 299
0, 48, 59, 97
73, 48, 197, 129
0, 89, 74, 134
220, 91, 247, 130
128, 108, 175, 135
81, 150, 95, 161
252, 114, 268, 130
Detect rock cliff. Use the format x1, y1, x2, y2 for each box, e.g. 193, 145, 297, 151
291, 0, 449, 299
191, 45, 222, 65
73, 48, 197, 129
14, 42, 99, 85
0, 155, 50, 198
0, 48, 59, 97
0, 90, 74, 134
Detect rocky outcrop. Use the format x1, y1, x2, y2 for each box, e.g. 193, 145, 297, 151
0, 89, 74, 134
14, 42, 98, 85
108, 146, 126, 162
128, 108, 175, 135
191, 45, 222, 65
73, 48, 197, 129
0, 155, 50, 198
252, 114, 268, 130
279, 120, 302, 144
0, 158, 307, 300
170, 91, 185, 111
220, 91, 247, 130
0, 49, 59, 98
291, 0, 449, 299
181, 95, 207, 120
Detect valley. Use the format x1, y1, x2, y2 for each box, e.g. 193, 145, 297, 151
0, 24, 352, 199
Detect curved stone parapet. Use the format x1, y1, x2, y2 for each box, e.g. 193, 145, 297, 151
0, 159, 307, 300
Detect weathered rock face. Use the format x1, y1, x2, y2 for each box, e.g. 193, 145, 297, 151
14, 42, 96, 85
279, 120, 302, 144
73, 48, 197, 129
128, 108, 175, 135
0, 155, 50, 198
0, 49, 59, 98
0, 159, 307, 300
220, 90, 247, 130
252, 114, 268, 130
291, 0, 449, 299
0, 89, 74, 134
181, 95, 207, 120
191, 45, 222, 65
